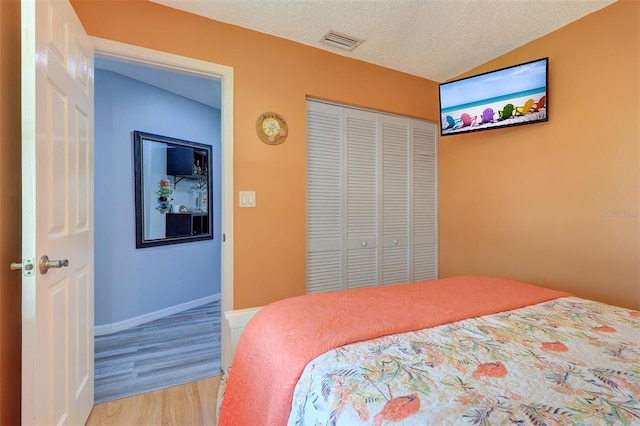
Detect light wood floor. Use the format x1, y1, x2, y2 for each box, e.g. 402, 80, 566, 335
86, 375, 221, 426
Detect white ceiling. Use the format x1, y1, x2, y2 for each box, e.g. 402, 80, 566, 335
150, 0, 616, 83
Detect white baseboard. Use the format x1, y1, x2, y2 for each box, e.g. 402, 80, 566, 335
224, 306, 263, 365
95, 293, 221, 336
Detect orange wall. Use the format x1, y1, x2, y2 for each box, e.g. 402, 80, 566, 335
70, 1, 439, 309
439, 0, 639, 309
0, 0, 23, 423
70, 1, 639, 312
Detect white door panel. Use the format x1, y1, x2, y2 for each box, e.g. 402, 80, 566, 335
345, 109, 378, 289
22, 0, 94, 424
306, 102, 343, 293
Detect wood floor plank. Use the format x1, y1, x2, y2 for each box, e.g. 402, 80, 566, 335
162, 381, 202, 425
197, 377, 217, 425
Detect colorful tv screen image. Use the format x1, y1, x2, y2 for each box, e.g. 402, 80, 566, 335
439, 58, 548, 136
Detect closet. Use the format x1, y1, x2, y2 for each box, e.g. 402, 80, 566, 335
306, 100, 438, 294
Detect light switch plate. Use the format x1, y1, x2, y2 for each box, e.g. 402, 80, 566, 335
239, 191, 256, 207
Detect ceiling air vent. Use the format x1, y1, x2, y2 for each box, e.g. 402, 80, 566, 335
321, 30, 363, 51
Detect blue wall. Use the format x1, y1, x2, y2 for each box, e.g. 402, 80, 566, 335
94, 69, 221, 327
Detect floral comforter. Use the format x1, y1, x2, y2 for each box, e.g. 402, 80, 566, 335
288, 297, 640, 425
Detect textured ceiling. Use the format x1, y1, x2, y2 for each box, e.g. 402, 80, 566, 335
150, 0, 616, 83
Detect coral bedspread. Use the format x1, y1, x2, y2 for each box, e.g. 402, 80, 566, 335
217, 276, 571, 425
289, 296, 640, 425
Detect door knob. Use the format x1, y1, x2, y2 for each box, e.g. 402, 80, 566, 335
39, 255, 69, 275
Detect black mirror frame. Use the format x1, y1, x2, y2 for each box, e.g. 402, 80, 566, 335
133, 130, 213, 249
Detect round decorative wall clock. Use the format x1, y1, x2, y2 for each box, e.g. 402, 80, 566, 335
256, 112, 288, 145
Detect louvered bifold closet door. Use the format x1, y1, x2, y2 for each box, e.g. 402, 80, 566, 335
345, 108, 379, 288
307, 99, 438, 295
381, 115, 410, 285
412, 120, 438, 281
306, 101, 344, 293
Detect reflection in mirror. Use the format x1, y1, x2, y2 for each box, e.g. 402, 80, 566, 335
133, 131, 213, 248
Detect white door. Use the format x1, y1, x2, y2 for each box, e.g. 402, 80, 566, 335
411, 120, 439, 281
21, 0, 94, 424
380, 114, 410, 285
344, 108, 379, 289
306, 101, 343, 294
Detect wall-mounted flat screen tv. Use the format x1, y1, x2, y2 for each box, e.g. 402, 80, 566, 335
439, 57, 548, 136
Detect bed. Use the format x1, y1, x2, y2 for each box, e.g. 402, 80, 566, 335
217, 276, 640, 425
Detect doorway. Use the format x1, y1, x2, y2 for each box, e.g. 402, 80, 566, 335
90, 38, 234, 401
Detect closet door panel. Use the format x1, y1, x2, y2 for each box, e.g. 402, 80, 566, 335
382, 245, 408, 284
413, 242, 437, 280
307, 250, 342, 294
381, 115, 410, 285
412, 120, 438, 281
306, 102, 343, 293
345, 109, 379, 288
347, 248, 378, 289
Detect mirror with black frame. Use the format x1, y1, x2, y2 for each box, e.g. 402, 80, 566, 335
133, 130, 213, 248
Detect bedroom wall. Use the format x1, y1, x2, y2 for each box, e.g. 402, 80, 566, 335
94, 69, 222, 327
70, 0, 439, 309
0, 1, 22, 423
439, 0, 639, 310
71, 1, 639, 311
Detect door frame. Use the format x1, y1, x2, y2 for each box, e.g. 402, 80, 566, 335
91, 37, 235, 367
